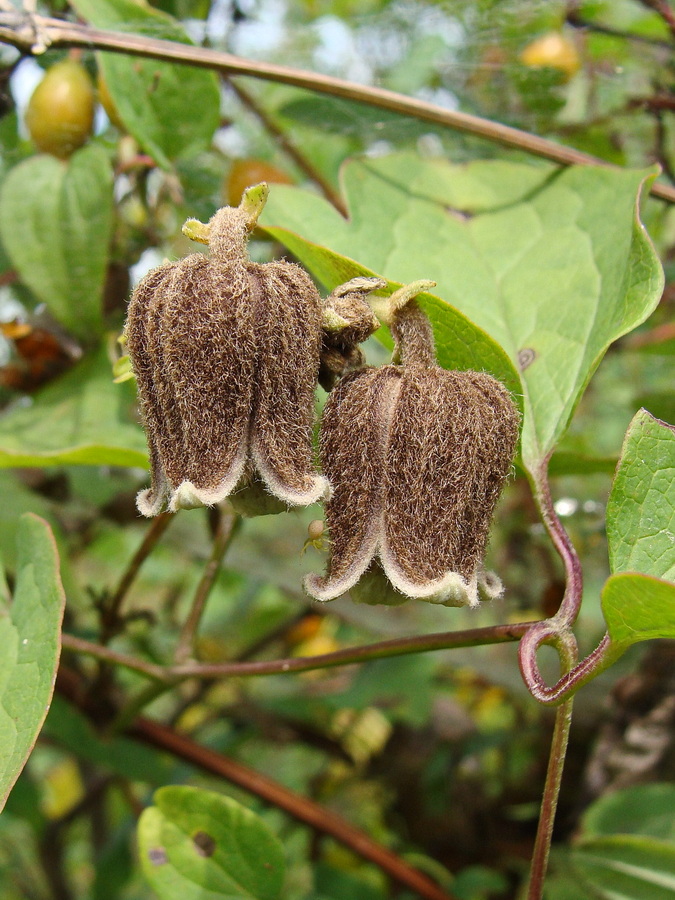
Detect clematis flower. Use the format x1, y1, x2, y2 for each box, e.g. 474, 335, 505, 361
125, 183, 381, 517
305, 283, 520, 608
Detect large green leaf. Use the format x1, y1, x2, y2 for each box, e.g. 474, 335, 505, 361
571, 835, 675, 900
70, 0, 220, 170
606, 409, 675, 581
601, 572, 675, 649
581, 784, 675, 842
0, 514, 66, 812
258, 234, 523, 409
0, 144, 113, 341
0, 346, 148, 469
260, 154, 663, 472
138, 786, 285, 900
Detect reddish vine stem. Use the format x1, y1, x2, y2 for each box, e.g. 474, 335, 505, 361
55, 666, 456, 900
61, 620, 533, 683
527, 698, 575, 899
518, 462, 583, 894
1, 11, 674, 203
519, 458, 585, 704
532, 458, 584, 626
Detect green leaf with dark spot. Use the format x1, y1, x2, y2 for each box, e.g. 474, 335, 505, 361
0, 514, 66, 812
0, 144, 113, 340
260, 154, 663, 474
606, 409, 675, 581
138, 786, 285, 900
0, 346, 148, 469
602, 573, 675, 649
70, 0, 220, 169
571, 834, 675, 900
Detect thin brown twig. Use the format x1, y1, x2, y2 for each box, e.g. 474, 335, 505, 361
55, 666, 457, 900
638, 0, 675, 39
566, 8, 674, 50
61, 620, 533, 684
227, 80, 349, 217
102, 511, 173, 642
131, 717, 458, 900
653, 109, 675, 185
0, 12, 674, 203
174, 507, 239, 663
61, 633, 168, 681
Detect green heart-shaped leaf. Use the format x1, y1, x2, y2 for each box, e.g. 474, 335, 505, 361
0, 346, 148, 469
607, 408, 675, 581
260, 154, 663, 474
0, 144, 113, 341
70, 0, 220, 169
138, 786, 285, 900
0, 514, 66, 812
602, 572, 675, 649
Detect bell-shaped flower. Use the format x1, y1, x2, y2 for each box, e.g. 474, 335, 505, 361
305, 283, 520, 608
125, 184, 380, 517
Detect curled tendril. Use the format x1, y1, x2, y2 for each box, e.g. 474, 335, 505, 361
518, 457, 622, 706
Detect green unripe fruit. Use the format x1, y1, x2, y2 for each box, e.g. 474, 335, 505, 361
25, 60, 95, 159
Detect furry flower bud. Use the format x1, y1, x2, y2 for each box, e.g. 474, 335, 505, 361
126, 183, 329, 516
305, 292, 520, 608
319, 276, 384, 391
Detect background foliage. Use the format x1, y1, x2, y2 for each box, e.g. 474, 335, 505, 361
1, 1, 675, 899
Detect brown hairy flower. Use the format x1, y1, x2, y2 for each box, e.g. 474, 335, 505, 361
126, 184, 380, 517
305, 285, 520, 608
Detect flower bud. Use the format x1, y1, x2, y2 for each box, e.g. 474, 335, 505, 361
126, 183, 329, 516
319, 276, 384, 391
305, 294, 520, 608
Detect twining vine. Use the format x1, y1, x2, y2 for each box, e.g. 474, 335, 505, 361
1, 6, 672, 900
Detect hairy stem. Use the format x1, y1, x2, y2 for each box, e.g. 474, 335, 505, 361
62, 620, 533, 683
0, 11, 674, 202
527, 698, 575, 899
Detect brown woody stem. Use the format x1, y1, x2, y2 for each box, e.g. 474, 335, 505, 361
56, 666, 457, 900
174, 508, 239, 663
102, 511, 173, 642
0, 12, 674, 202
227, 80, 349, 216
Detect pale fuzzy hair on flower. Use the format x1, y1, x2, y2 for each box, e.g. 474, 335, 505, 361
305, 282, 520, 608
125, 184, 383, 517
